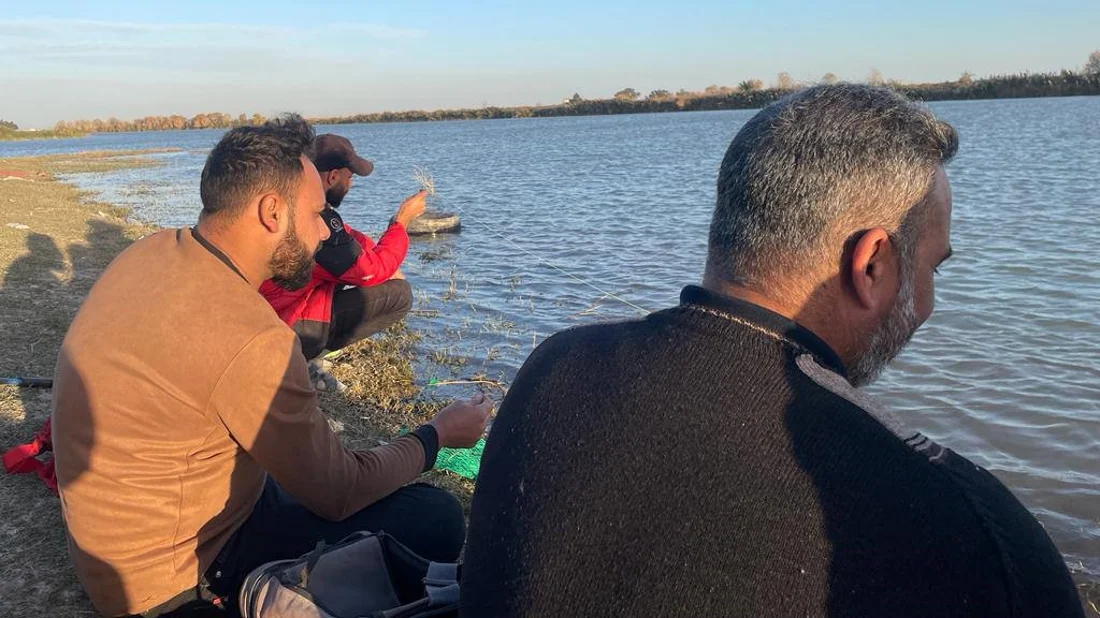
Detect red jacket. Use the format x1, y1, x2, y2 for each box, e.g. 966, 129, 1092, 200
261, 206, 409, 327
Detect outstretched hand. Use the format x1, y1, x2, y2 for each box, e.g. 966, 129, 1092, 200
394, 190, 428, 227
429, 393, 493, 448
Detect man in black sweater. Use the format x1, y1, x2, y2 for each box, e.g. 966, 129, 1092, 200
462, 85, 1084, 617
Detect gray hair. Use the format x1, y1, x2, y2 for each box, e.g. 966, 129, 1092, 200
706, 84, 958, 287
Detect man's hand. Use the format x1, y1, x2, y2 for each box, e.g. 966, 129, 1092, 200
429, 394, 493, 448
393, 190, 428, 228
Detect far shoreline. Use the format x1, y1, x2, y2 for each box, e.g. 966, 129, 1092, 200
32, 71, 1100, 137
0, 129, 87, 142
4, 93, 1098, 145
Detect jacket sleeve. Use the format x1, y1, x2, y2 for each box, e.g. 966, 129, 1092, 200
314, 222, 409, 287
207, 327, 425, 521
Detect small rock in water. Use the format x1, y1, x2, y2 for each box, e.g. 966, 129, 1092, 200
6, 223, 30, 230
407, 210, 461, 236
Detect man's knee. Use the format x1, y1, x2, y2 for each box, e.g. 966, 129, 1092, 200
390, 279, 413, 315
399, 484, 465, 562
292, 320, 327, 360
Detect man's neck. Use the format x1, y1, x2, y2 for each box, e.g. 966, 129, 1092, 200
193, 220, 266, 289
701, 274, 801, 322
700, 275, 857, 369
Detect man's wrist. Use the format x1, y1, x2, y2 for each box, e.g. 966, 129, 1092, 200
410, 424, 439, 472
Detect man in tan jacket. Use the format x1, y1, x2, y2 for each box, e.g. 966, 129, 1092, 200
51, 114, 491, 617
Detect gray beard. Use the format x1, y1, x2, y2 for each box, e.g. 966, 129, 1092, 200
849, 270, 920, 387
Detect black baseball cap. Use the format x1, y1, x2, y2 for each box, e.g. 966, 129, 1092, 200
313, 134, 374, 176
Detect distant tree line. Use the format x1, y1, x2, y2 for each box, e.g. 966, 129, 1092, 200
0, 124, 86, 141
896, 69, 1100, 101
311, 69, 1100, 125
42, 51, 1100, 133
1084, 50, 1100, 76
1, 117, 88, 140
53, 113, 267, 134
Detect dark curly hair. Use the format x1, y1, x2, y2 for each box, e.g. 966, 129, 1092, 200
199, 113, 316, 221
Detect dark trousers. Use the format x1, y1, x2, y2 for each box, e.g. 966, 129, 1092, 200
144, 478, 464, 617
293, 279, 413, 360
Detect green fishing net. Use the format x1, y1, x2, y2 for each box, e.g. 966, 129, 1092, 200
435, 438, 486, 479
397, 429, 485, 480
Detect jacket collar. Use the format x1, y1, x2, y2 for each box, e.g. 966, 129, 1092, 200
188, 227, 248, 283
678, 284, 848, 378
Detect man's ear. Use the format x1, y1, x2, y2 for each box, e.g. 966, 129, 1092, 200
257, 194, 282, 234
848, 227, 898, 313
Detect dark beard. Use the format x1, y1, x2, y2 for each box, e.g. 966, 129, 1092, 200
268, 211, 315, 290
325, 185, 347, 208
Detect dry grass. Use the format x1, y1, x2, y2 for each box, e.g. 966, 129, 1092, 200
0, 151, 166, 617
412, 166, 436, 196
320, 332, 476, 503
0, 151, 474, 616
0, 385, 94, 617
0, 129, 86, 142
1079, 577, 1100, 618
0, 153, 160, 379
3, 149, 176, 176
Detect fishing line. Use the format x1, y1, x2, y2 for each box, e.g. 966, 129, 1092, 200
441, 202, 653, 316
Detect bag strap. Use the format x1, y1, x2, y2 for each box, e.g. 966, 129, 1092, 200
423, 562, 458, 588
375, 562, 460, 618
297, 540, 327, 588
423, 562, 459, 606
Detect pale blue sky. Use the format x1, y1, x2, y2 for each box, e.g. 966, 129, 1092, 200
1, 0, 1097, 127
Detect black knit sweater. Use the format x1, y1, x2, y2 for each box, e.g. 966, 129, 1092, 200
462, 285, 1083, 617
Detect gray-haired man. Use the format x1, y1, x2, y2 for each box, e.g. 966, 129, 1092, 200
462, 85, 1084, 617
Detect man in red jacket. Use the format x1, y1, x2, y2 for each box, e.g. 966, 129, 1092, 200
260, 134, 426, 390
